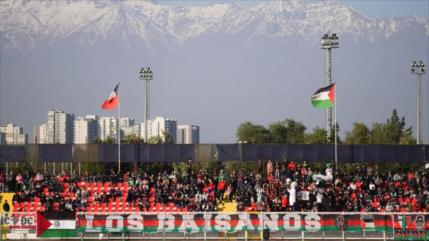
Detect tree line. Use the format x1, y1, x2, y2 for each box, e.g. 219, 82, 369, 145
93, 131, 174, 144
236, 109, 416, 144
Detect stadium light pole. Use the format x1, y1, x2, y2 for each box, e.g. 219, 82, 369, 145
411, 60, 426, 144
321, 33, 339, 141
139, 67, 153, 143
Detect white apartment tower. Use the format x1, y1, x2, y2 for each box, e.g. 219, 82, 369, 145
98, 117, 134, 141
98, 117, 117, 141
132, 121, 152, 141
150, 117, 177, 143
35, 124, 48, 144
177, 125, 200, 144
0, 123, 27, 144
74, 115, 98, 144
46, 109, 74, 144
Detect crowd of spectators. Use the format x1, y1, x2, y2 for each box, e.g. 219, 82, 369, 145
1, 161, 429, 213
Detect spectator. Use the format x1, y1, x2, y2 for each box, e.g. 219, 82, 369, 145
3, 200, 10, 212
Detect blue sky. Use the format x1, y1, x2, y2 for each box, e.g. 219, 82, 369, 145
158, 0, 429, 18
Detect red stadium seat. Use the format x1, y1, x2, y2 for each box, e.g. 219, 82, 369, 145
168, 203, 175, 212
251, 202, 256, 210
53, 202, 60, 211
13, 202, 19, 212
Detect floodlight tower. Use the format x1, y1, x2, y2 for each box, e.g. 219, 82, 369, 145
321, 33, 339, 141
411, 60, 426, 144
139, 67, 153, 143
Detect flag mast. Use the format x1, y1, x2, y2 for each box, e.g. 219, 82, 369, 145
334, 84, 338, 168
101, 83, 121, 173
117, 82, 121, 173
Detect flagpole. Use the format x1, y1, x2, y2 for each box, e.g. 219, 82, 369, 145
118, 83, 121, 174
334, 84, 338, 168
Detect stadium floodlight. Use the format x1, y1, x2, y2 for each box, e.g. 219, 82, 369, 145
411, 60, 426, 144
321, 33, 339, 141
139, 67, 153, 143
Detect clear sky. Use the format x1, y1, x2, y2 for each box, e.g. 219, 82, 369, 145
158, 0, 429, 18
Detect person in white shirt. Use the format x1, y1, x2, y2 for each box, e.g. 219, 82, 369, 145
287, 181, 297, 209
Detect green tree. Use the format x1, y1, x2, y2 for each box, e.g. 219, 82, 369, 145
162, 131, 174, 144
305, 127, 328, 144
263, 119, 306, 144
236, 122, 270, 143
344, 122, 370, 144
148, 136, 163, 144
93, 136, 116, 144
369, 123, 386, 144
93, 137, 102, 144
383, 109, 406, 144
284, 119, 306, 144
122, 134, 145, 144
399, 127, 416, 144
268, 121, 288, 143
369, 109, 414, 144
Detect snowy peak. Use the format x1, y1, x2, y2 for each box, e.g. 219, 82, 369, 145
0, 0, 428, 50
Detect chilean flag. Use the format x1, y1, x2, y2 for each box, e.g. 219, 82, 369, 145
102, 83, 119, 110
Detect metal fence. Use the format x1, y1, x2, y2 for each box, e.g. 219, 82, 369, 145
1, 144, 428, 163
1, 212, 428, 240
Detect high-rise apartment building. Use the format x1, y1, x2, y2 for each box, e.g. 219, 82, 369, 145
45, 109, 74, 144
74, 115, 98, 144
0, 123, 28, 144
98, 117, 116, 141
98, 117, 134, 141
35, 124, 48, 144
177, 125, 200, 144
150, 117, 177, 143
132, 121, 152, 141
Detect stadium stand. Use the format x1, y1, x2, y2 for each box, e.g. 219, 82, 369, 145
2, 161, 429, 214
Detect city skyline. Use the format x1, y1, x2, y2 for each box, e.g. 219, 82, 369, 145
28, 108, 200, 144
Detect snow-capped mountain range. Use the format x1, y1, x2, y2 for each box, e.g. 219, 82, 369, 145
1, 0, 428, 50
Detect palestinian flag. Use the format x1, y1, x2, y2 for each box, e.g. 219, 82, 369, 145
102, 83, 120, 110
37, 212, 76, 238
311, 83, 335, 108
344, 214, 387, 232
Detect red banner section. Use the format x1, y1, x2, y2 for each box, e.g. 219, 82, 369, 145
75, 212, 429, 237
